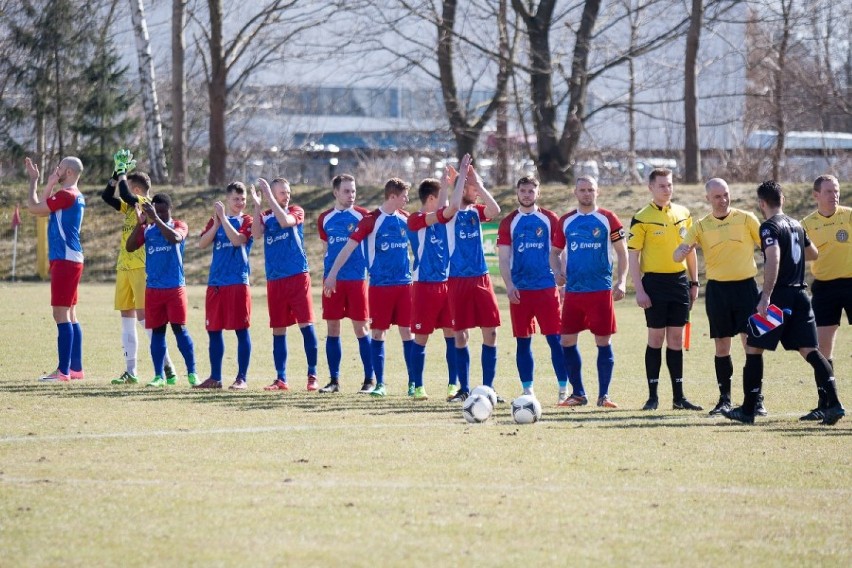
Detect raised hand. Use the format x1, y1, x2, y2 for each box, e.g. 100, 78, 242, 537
141, 201, 157, 222
214, 201, 226, 220
47, 165, 61, 187
249, 184, 262, 208
24, 157, 40, 182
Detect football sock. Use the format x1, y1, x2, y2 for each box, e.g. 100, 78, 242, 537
666, 348, 684, 400
235, 329, 251, 378
208, 331, 225, 381
645, 346, 662, 399
326, 336, 342, 380
546, 334, 567, 388
357, 335, 373, 381
56, 322, 73, 375
121, 317, 138, 375
410, 341, 426, 388
516, 337, 534, 386
171, 325, 196, 375
456, 346, 470, 392
445, 337, 457, 386
299, 324, 318, 375
371, 339, 385, 385
806, 350, 839, 406
742, 353, 763, 413
273, 334, 287, 380
403, 339, 415, 382
151, 330, 168, 377
597, 344, 614, 398
143, 321, 174, 371
714, 355, 733, 398
70, 322, 83, 372
563, 344, 585, 397
482, 344, 497, 388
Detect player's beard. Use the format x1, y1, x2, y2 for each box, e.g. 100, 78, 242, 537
518, 197, 536, 208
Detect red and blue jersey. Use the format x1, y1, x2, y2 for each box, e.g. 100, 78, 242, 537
497, 207, 560, 291
554, 207, 624, 293
201, 214, 253, 286
350, 208, 411, 287
141, 219, 188, 289
318, 206, 369, 281
46, 187, 85, 263
437, 204, 491, 278
262, 205, 308, 282
407, 212, 450, 283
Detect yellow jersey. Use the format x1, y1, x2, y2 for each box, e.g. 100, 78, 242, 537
116, 199, 147, 271
802, 205, 852, 281
683, 208, 760, 281
627, 202, 692, 274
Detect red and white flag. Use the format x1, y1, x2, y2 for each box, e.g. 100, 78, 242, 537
11, 204, 20, 229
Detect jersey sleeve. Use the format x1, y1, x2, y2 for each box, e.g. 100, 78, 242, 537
199, 217, 215, 237
627, 217, 645, 250
552, 214, 568, 249
759, 222, 780, 251
349, 213, 377, 243
544, 210, 561, 246
746, 212, 761, 246
407, 212, 428, 231
604, 210, 625, 242
173, 220, 189, 239
682, 223, 699, 247
289, 205, 305, 225
47, 190, 76, 212
436, 207, 451, 225
317, 210, 329, 241
496, 215, 513, 246
477, 204, 491, 222
238, 215, 253, 239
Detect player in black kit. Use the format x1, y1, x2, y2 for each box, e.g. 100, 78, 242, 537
723, 181, 844, 425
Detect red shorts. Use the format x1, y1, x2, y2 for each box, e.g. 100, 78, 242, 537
145, 287, 188, 329
510, 288, 561, 337
322, 279, 368, 322
267, 272, 314, 328
50, 260, 83, 307
205, 284, 251, 331
447, 275, 501, 331
369, 284, 412, 331
561, 290, 617, 336
411, 281, 453, 335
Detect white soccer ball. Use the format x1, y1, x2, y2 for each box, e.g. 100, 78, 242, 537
512, 395, 542, 424
462, 393, 494, 423
471, 385, 498, 408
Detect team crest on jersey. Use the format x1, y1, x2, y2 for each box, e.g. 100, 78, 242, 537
400, 228, 406, 237
837, 229, 849, 242
469, 217, 476, 226
761, 229, 771, 237
592, 227, 601, 238
535, 227, 544, 237
348, 223, 355, 232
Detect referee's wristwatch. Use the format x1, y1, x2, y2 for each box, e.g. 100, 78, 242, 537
689, 281, 700, 288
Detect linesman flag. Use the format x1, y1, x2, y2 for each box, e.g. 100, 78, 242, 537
748, 304, 791, 337
11, 204, 20, 229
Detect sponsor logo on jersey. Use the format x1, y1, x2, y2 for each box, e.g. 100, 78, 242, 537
570, 241, 579, 251
429, 235, 443, 245
458, 230, 479, 239
761, 229, 771, 237
148, 245, 172, 254
380, 241, 408, 251
329, 235, 349, 245
266, 232, 290, 246
517, 241, 545, 253
837, 229, 848, 242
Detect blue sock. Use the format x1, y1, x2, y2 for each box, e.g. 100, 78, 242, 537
273, 334, 287, 381
482, 344, 497, 388
70, 322, 83, 372
326, 337, 342, 380
597, 344, 615, 398
546, 334, 568, 388
456, 346, 470, 392
236, 329, 251, 378
410, 342, 426, 388
207, 331, 224, 381
403, 339, 415, 383
516, 337, 534, 387
300, 324, 318, 375
151, 331, 167, 377
173, 326, 196, 374
445, 337, 457, 386
358, 335, 373, 381
563, 344, 585, 396
56, 322, 73, 375
371, 339, 385, 385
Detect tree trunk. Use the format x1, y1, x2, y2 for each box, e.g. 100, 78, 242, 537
129, 0, 168, 183
771, 0, 792, 181
683, 0, 702, 183
171, 0, 187, 185
207, 0, 228, 187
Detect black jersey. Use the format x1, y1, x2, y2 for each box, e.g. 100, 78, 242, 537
758, 214, 810, 288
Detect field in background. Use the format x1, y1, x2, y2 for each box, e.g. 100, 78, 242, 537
0, 283, 849, 566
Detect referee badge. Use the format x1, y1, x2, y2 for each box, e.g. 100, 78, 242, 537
837, 229, 848, 242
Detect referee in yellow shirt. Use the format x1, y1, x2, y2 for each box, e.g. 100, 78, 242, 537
800, 174, 852, 420
628, 168, 702, 411
674, 178, 762, 416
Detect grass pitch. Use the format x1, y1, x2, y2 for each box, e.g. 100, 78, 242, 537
0, 283, 849, 566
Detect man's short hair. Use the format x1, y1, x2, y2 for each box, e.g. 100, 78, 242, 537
575, 175, 598, 189
649, 168, 672, 183
151, 193, 172, 209
332, 174, 355, 190
226, 181, 246, 194
757, 180, 783, 208
418, 178, 441, 204
384, 177, 410, 199
127, 172, 151, 193
516, 176, 540, 189
270, 178, 289, 189
62, 156, 84, 175
813, 174, 839, 192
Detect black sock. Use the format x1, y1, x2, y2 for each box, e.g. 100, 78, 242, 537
806, 351, 839, 407
666, 348, 684, 400
714, 355, 733, 399
645, 346, 662, 399
742, 354, 763, 413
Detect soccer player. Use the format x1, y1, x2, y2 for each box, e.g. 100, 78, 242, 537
251, 178, 319, 392
194, 182, 253, 390
673, 178, 762, 415
722, 181, 844, 425
436, 154, 501, 402
25, 156, 86, 382
551, 176, 627, 408
628, 168, 703, 411
316, 174, 373, 393
407, 174, 458, 401
497, 176, 567, 402
323, 178, 414, 398
800, 175, 851, 421
126, 194, 198, 387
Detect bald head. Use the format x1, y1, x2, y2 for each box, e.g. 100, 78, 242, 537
704, 178, 731, 217
56, 156, 83, 186
704, 177, 728, 193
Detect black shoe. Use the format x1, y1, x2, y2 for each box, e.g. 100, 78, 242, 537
799, 408, 825, 421
494, 392, 506, 404
642, 397, 659, 411
358, 380, 375, 394
821, 404, 845, 426
754, 394, 767, 416
448, 390, 470, 403
673, 397, 703, 411
319, 381, 340, 393
721, 405, 755, 424
709, 397, 732, 416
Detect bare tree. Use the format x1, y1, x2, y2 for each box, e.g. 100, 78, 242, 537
171, 0, 187, 185
683, 0, 702, 183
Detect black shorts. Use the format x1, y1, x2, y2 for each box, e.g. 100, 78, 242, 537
811, 278, 852, 327
747, 287, 818, 351
705, 279, 759, 338
642, 272, 689, 328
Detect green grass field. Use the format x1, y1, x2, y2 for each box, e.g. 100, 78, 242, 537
0, 283, 849, 566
